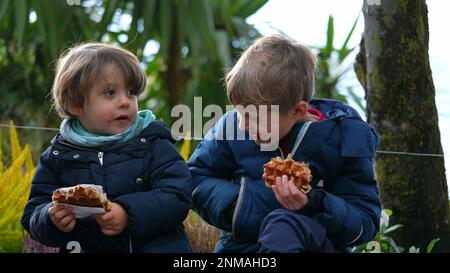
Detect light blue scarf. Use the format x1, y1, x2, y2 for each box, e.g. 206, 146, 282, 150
60, 110, 156, 148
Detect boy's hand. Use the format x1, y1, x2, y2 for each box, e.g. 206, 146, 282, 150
271, 175, 308, 211
94, 202, 129, 236
48, 203, 77, 233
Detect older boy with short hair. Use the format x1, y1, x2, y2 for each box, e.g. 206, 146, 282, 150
188, 35, 381, 253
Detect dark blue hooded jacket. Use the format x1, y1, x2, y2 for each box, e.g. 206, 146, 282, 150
188, 99, 381, 253
21, 121, 193, 253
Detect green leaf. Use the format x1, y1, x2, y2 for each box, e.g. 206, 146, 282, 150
380, 237, 403, 253
384, 224, 403, 234
126, 0, 143, 51
232, 0, 269, 18
216, 0, 235, 36
427, 238, 440, 253
338, 12, 360, 61
325, 15, 334, 56
190, 0, 216, 57
215, 30, 232, 68
0, 0, 10, 21
158, 0, 172, 58
40, 0, 59, 59
383, 209, 393, 216
99, 0, 119, 34
408, 246, 420, 253
140, 0, 158, 47
32, 2, 46, 41
13, 0, 27, 47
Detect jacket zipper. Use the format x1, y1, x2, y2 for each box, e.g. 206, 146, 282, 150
232, 177, 246, 240
98, 152, 104, 165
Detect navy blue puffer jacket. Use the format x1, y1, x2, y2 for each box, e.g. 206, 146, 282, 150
21, 121, 193, 253
188, 99, 382, 253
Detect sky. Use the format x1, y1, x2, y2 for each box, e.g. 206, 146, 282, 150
247, 0, 450, 193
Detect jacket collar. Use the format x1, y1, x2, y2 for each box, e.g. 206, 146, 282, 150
51, 120, 175, 154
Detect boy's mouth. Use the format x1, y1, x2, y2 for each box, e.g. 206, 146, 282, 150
113, 115, 129, 122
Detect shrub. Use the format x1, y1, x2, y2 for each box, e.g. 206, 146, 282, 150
353, 209, 440, 253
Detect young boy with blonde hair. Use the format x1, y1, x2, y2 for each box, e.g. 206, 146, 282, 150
189, 35, 381, 253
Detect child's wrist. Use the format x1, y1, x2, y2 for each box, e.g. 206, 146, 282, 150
297, 190, 325, 216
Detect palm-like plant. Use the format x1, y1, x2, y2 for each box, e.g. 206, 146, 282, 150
314, 14, 364, 110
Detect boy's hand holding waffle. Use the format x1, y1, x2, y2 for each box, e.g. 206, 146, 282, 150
262, 154, 313, 211
262, 154, 312, 194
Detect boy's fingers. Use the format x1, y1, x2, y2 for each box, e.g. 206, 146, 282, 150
94, 213, 115, 228
287, 180, 303, 200
272, 184, 289, 208
276, 176, 293, 208
271, 185, 280, 201
95, 212, 113, 223
280, 176, 291, 198
64, 220, 76, 232
60, 214, 75, 228
101, 227, 119, 236
48, 204, 64, 216
52, 207, 73, 222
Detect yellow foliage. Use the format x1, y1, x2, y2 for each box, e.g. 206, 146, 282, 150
0, 123, 34, 230
180, 131, 191, 161
0, 142, 3, 180
9, 120, 21, 160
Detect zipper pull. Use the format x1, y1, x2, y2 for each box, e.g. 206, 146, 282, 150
98, 152, 104, 165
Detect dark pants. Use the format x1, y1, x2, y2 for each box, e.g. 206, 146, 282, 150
258, 209, 337, 253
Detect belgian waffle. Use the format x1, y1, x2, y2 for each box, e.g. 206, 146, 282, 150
52, 185, 112, 211
262, 156, 312, 194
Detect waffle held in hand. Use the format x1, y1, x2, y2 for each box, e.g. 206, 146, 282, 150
52, 184, 112, 211
263, 156, 312, 194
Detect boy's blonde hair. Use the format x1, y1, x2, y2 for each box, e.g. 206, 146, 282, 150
225, 35, 317, 113
52, 43, 146, 118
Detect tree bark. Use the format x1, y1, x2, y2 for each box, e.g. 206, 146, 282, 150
355, 0, 449, 251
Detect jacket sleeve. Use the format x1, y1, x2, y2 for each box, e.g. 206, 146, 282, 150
21, 149, 82, 247
114, 138, 193, 243
187, 115, 240, 232
312, 156, 381, 247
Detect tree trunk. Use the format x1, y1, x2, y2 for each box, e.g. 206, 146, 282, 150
355, 0, 449, 251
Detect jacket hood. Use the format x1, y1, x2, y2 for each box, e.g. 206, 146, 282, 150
309, 98, 364, 121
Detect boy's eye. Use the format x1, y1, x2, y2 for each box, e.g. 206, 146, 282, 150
105, 89, 115, 96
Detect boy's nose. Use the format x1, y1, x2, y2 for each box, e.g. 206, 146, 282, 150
118, 93, 130, 108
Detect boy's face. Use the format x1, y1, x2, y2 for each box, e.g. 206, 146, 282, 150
70, 63, 138, 135
237, 102, 307, 146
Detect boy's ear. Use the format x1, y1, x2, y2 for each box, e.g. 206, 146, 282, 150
292, 101, 308, 121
